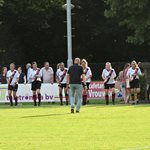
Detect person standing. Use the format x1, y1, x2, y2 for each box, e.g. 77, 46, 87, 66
56, 62, 69, 105
118, 63, 130, 104
127, 61, 142, 104
102, 62, 117, 105
6, 63, 20, 106
26, 63, 32, 83
18, 66, 26, 84
40, 62, 54, 84
29, 62, 42, 106
0, 67, 7, 84
67, 58, 87, 113
81, 59, 92, 105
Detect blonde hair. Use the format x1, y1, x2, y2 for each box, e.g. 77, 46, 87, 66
81, 59, 88, 67
105, 62, 112, 69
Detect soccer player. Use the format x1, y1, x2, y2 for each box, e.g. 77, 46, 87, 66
127, 61, 142, 104
81, 59, 92, 105
29, 62, 42, 106
56, 62, 69, 105
6, 63, 20, 106
102, 62, 117, 105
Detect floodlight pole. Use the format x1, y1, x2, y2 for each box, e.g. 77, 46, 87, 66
66, 0, 73, 68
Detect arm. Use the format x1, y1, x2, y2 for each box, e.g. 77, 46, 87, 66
24, 75, 27, 84
138, 68, 142, 76
50, 74, 54, 84
101, 70, 106, 81
66, 74, 70, 89
81, 74, 86, 85
86, 69, 92, 81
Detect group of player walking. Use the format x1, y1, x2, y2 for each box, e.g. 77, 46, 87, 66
6, 59, 142, 106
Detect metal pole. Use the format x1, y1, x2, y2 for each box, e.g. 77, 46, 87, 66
66, 0, 73, 68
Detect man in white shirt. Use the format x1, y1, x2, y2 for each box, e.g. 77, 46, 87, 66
40, 62, 54, 84
56, 62, 68, 105
26, 63, 32, 83
102, 62, 116, 105
127, 61, 142, 104
7, 63, 20, 106
29, 62, 42, 106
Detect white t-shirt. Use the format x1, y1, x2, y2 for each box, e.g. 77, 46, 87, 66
127, 67, 142, 80
27, 67, 32, 83
7, 70, 20, 86
83, 67, 92, 83
102, 68, 116, 84
40, 67, 54, 83
29, 68, 42, 82
56, 68, 68, 84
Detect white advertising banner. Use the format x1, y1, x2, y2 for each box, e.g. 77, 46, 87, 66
0, 84, 60, 103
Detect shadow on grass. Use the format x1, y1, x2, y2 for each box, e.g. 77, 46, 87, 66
21, 113, 71, 118
0, 103, 66, 109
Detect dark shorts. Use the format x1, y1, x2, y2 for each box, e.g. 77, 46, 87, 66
31, 81, 41, 91
130, 79, 140, 89
82, 82, 90, 89
104, 83, 115, 89
8, 84, 18, 92
59, 83, 67, 89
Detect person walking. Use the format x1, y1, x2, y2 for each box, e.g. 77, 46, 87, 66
67, 58, 87, 113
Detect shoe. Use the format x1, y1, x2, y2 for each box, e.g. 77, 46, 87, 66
71, 109, 74, 113
76, 110, 80, 113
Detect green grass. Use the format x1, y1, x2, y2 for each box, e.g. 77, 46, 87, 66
0, 103, 150, 150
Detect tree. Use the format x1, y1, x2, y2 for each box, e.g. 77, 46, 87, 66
104, 0, 150, 45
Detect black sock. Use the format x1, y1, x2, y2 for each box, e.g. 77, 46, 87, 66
14, 97, 18, 106
9, 96, 13, 106
112, 93, 115, 104
33, 95, 37, 106
105, 95, 109, 105
38, 93, 41, 106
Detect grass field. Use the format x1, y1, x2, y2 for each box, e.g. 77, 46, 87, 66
0, 103, 150, 150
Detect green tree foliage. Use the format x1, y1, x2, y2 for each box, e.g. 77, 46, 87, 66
104, 0, 150, 45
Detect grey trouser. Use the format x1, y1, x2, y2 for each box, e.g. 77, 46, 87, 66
69, 84, 83, 111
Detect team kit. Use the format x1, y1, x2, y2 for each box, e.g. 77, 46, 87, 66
6, 60, 142, 107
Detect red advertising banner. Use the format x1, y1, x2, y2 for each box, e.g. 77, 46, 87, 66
88, 81, 122, 100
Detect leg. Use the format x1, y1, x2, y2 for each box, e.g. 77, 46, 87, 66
59, 87, 63, 105
131, 88, 135, 104
121, 87, 126, 103
13, 91, 18, 106
105, 89, 109, 105
125, 88, 130, 104
112, 88, 116, 105
32, 91, 37, 106
64, 87, 69, 105
76, 85, 83, 112
37, 89, 41, 106
69, 85, 76, 112
82, 88, 87, 105
136, 88, 140, 103
8, 90, 13, 106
